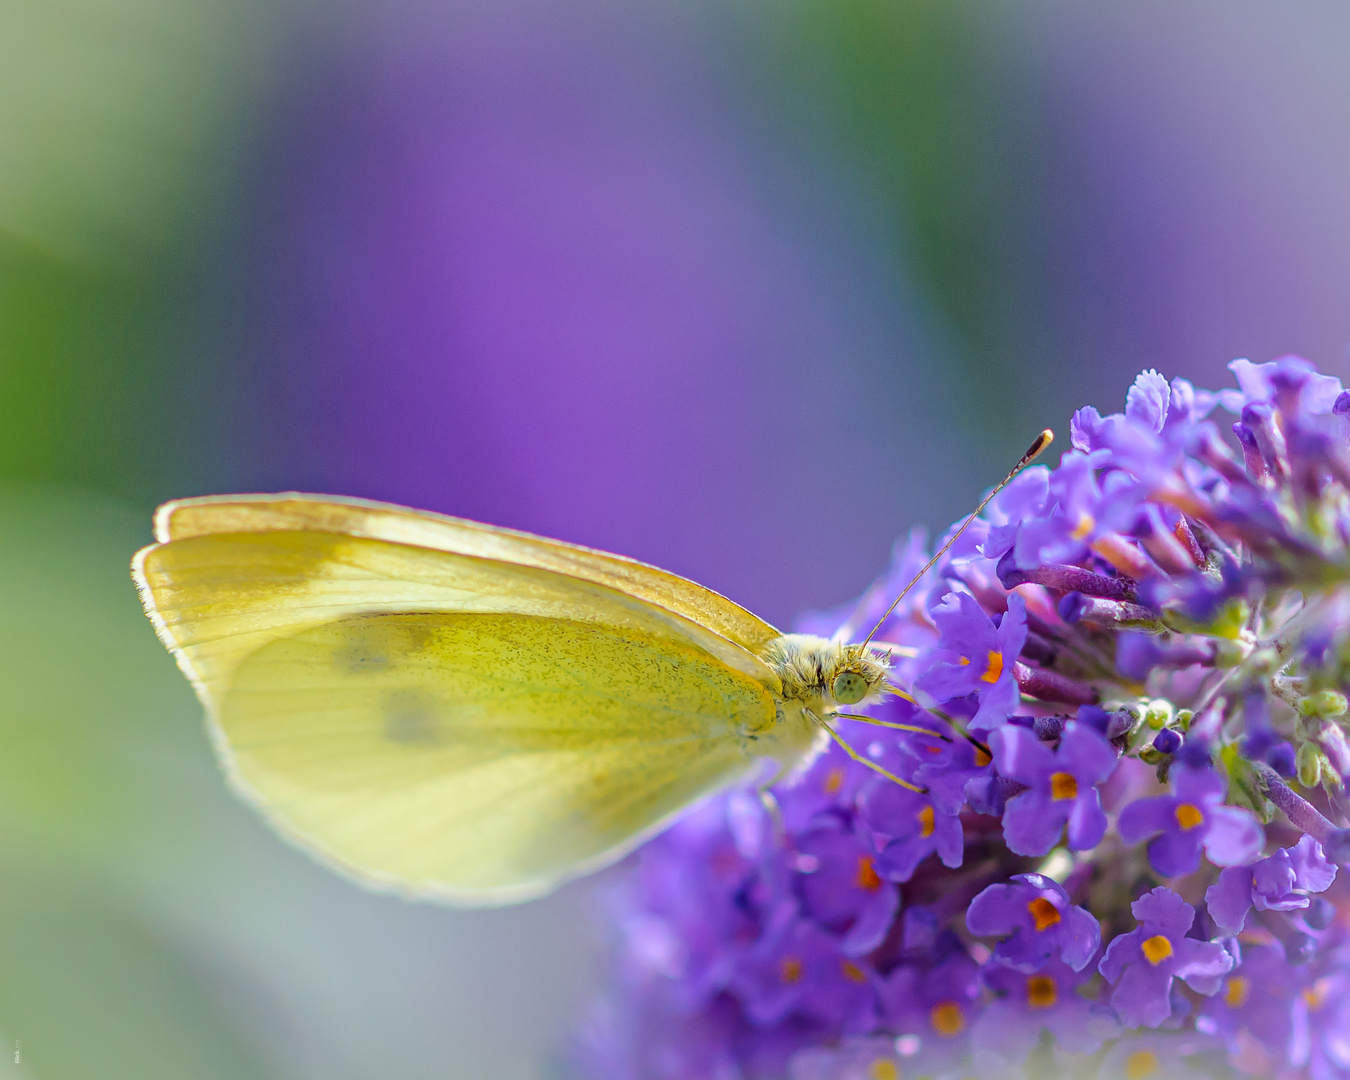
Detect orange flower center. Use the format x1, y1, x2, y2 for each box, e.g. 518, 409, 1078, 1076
867, 1061, 899, 1080
779, 956, 803, 984
1223, 976, 1250, 1009
1028, 897, 1062, 932
980, 651, 1004, 683
929, 1001, 965, 1036
855, 855, 882, 892
917, 804, 936, 839
1141, 935, 1173, 965
841, 960, 868, 984
1125, 1050, 1160, 1080
1050, 772, 1078, 800
1304, 977, 1332, 1011
974, 744, 992, 767
1174, 802, 1204, 830
1026, 975, 1058, 1009
1070, 511, 1095, 541
823, 767, 845, 795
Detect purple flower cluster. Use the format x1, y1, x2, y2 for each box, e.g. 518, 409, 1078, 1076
581, 358, 1350, 1079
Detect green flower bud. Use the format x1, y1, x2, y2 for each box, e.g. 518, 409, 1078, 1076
1297, 742, 1329, 789
1301, 690, 1349, 718
1145, 699, 1173, 730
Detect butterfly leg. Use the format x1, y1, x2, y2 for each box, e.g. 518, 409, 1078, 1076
755, 786, 786, 846
809, 711, 927, 794
833, 713, 951, 740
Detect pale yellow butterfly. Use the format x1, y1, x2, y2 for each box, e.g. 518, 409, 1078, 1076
131, 434, 1048, 907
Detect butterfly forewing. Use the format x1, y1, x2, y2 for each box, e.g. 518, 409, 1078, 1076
153, 493, 783, 659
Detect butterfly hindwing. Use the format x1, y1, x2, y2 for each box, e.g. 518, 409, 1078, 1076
218, 609, 774, 902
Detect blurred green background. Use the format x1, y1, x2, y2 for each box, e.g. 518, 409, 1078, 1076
3, 0, 1350, 1076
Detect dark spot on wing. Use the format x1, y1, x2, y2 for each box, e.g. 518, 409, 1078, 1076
384, 690, 440, 745
337, 642, 389, 673
336, 612, 445, 673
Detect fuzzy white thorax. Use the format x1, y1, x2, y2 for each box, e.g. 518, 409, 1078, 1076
759, 633, 892, 716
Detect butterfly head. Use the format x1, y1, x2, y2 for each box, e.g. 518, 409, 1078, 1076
762, 634, 892, 712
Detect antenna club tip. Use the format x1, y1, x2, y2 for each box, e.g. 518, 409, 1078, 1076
1025, 428, 1054, 462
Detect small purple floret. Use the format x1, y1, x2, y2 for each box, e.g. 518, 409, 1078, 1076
1205, 836, 1338, 935
1098, 888, 1235, 1028
991, 722, 1117, 855
915, 591, 1028, 731
966, 873, 1101, 972
1118, 766, 1264, 877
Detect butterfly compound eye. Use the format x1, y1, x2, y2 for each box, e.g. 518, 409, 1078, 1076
832, 671, 869, 705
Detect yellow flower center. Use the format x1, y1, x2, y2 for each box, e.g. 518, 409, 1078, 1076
980, 650, 1004, 684
1223, 976, 1250, 1009
1141, 935, 1173, 965
855, 855, 882, 892
841, 960, 868, 984
974, 744, 992, 767
823, 767, 845, 795
1174, 802, 1205, 830
1028, 897, 1062, 932
1070, 511, 1095, 541
917, 804, 936, 839
868, 1061, 899, 1080
929, 1001, 965, 1036
780, 956, 803, 984
1026, 975, 1058, 1009
1050, 772, 1078, 800
1125, 1050, 1160, 1080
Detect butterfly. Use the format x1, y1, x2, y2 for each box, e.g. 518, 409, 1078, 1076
132, 435, 1049, 907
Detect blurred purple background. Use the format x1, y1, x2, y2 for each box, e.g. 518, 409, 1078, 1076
239, 0, 963, 628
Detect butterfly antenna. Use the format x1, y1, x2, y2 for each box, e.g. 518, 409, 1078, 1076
859, 429, 1053, 651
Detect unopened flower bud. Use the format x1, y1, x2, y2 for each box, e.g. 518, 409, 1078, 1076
1301, 690, 1349, 718
1145, 699, 1173, 730
1297, 742, 1328, 789
1152, 729, 1182, 755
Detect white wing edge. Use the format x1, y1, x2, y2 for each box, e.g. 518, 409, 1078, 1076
152, 490, 775, 633
132, 543, 217, 705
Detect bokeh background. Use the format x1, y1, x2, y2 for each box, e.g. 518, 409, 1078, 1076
3, 1, 1350, 1077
